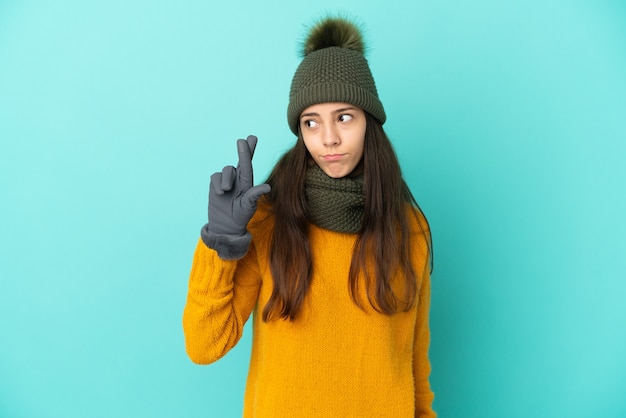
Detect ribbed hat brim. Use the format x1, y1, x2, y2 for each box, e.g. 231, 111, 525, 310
287, 83, 386, 135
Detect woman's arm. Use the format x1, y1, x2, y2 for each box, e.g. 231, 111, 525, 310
182, 239, 261, 364
414, 265, 436, 417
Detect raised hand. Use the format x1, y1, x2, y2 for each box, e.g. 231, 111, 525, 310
207, 135, 271, 237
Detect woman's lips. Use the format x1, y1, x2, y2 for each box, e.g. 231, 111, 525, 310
321, 154, 344, 161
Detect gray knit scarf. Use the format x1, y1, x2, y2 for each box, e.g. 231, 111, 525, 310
304, 164, 365, 233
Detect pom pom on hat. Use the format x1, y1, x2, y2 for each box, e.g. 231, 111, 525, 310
287, 16, 386, 135
301, 17, 365, 56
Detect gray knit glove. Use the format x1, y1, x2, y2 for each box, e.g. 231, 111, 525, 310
200, 135, 271, 259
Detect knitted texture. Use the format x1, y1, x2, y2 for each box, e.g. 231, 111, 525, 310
183, 203, 436, 417
287, 27, 386, 135
305, 164, 365, 233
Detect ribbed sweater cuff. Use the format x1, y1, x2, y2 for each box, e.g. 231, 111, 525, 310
200, 224, 251, 260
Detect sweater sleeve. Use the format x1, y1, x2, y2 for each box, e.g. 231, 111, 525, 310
414, 265, 436, 418
182, 238, 261, 364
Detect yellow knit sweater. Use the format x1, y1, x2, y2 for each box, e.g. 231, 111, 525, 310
183, 204, 436, 417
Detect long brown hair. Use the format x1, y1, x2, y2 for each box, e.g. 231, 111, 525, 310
262, 113, 431, 321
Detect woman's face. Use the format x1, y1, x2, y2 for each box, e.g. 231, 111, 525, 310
300, 102, 366, 178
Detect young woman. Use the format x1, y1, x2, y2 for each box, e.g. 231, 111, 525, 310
183, 17, 436, 417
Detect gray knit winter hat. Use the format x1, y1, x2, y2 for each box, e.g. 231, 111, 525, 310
287, 17, 386, 135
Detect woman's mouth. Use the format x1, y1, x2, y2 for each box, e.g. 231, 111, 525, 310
322, 154, 344, 161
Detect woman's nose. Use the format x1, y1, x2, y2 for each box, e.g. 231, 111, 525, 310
322, 124, 340, 147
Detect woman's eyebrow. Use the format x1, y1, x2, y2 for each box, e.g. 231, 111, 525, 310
301, 107, 357, 119
332, 107, 357, 114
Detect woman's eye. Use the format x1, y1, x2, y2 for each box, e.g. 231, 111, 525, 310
338, 114, 353, 123
304, 120, 319, 128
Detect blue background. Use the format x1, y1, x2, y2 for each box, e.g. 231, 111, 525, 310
1, 1, 625, 417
